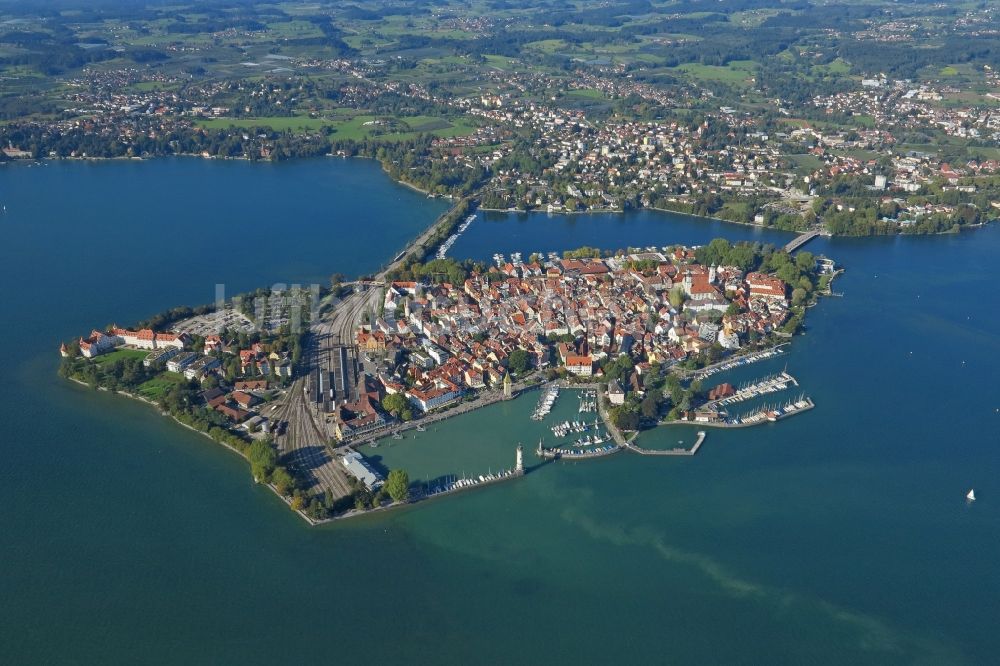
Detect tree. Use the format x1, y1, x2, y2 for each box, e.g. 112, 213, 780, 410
385, 469, 410, 503
508, 349, 530, 374
382, 392, 409, 417
641, 394, 660, 420
248, 439, 278, 481
270, 466, 295, 496
668, 286, 686, 309
610, 404, 640, 431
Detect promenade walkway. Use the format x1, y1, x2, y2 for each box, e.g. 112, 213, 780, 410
340, 380, 544, 447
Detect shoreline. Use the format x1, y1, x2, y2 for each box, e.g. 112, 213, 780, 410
10, 155, 994, 240
64, 374, 521, 526
66, 376, 317, 525
476, 204, 801, 234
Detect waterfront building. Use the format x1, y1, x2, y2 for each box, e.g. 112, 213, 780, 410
78, 330, 117, 358
333, 391, 392, 441
565, 355, 594, 376
608, 379, 626, 405
341, 451, 383, 491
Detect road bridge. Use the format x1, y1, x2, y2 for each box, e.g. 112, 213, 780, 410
784, 229, 821, 253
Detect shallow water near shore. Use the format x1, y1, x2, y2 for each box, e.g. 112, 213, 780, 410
1, 159, 998, 664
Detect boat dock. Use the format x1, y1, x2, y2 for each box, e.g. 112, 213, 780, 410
729, 396, 815, 426
677, 396, 815, 428
537, 440, 623, 460
689, 345, 787, 381
708, 371, 798, 410
531, 384, 560, 420
415, 466, 524, 501
435, 214, 476, 260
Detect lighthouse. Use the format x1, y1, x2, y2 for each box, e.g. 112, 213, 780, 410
515, 445, 524, 474
503, 371, 512, 399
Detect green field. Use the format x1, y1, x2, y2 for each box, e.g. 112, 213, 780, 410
813, 58, 851, 76
136, 372, 187, 401
785, 153, 825, 176
197, 115, 332, 132
566, 88, 606, 100
197, 112, 474, 140
92, 348, 150, 365
673, 60, 758, 85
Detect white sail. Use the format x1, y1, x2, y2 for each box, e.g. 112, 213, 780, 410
967, 489, 976, 501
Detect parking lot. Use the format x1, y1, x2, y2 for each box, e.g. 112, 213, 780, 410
171, 308, 256, 336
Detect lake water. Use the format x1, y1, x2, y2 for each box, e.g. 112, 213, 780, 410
449, 208, 796, 262
1, 159, 998, 664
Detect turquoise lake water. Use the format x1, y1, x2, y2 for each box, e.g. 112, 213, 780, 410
1, 158, 998, 664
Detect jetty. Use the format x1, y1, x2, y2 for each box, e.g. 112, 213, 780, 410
627, 431, 706, 457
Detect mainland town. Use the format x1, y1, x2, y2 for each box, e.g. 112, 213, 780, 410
7, 61, 1000, 237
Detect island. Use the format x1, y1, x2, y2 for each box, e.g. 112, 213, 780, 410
59, 230, 838, 524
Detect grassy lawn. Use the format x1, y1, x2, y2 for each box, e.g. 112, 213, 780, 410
328, 114, 475, 140
673, 60, 758, 86
483, 55, 517, 70
136, 372, 187, 401
785, 153, 824, 176
813, 58, 851, 76
566, 88, 605, 100
197, 111, 474, 140
197, 115, 333, 131
526, 39, 568, 53
92, 348, 150, 365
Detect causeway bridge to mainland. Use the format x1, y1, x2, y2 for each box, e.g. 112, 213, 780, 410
783, 229, 822, 253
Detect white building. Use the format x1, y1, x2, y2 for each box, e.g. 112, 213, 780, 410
341, 451, 383, 491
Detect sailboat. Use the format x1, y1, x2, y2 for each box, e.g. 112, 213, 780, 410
967, 488, 976, 502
